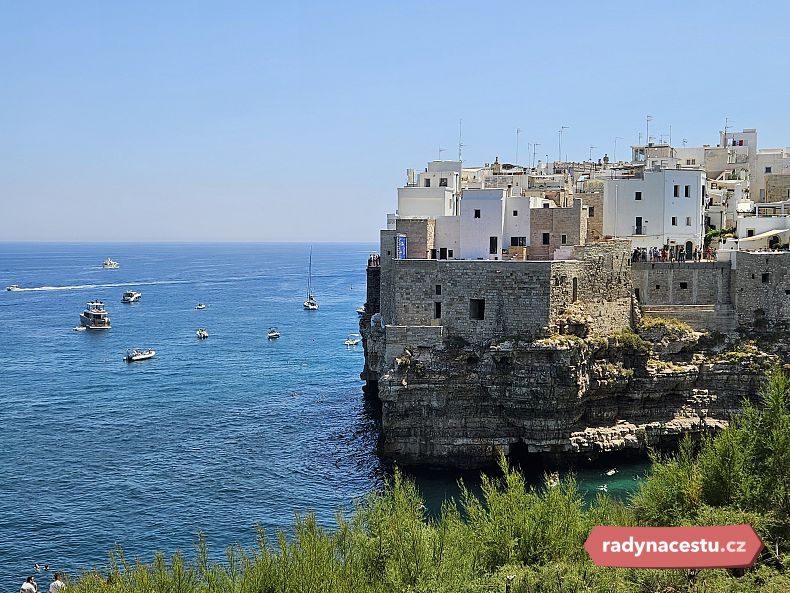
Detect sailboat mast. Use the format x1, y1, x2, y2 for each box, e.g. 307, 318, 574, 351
307, 246, 312, 297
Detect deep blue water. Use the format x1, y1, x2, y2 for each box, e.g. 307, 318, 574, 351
0, 243, 647, 589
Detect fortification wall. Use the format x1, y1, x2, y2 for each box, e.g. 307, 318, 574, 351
733, 251, 790, 329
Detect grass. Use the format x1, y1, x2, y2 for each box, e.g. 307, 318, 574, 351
61, 368, 790, 593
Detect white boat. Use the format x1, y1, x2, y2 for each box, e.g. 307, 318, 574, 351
124, 348, 156, 362
5, 284, 20, 291
102, 258, 120, 269
267, 327, 281, 339
80, 301, 111, 329
195, 303, 206, 310
121, 291, 142, 303
195, 328, 209, 339
344, 333, 360, 346
303, 247, 319, 310
356, 305, 365, 317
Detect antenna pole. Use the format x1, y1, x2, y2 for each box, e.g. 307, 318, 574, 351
515, 128, 521, 165
458, 119, 463, 162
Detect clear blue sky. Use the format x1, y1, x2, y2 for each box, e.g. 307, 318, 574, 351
2, 0, 789, 242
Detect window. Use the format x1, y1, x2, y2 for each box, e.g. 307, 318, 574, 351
439, 247, 447, 259
542, 232, 550, 245
684, 185, 690, 197
489, 236, 498, 255
474, 209, 481, 218
424, 178, 431, 187
439, 177, 448, 187
765, 166, 772, 174
673, 185, 679, 197
435, 284, 442, 296
655, 284, 660, 290
434, 301, 442, 319
635, 191, 642, 201
513, 210, 518, 216
685, 217, 692, 226
671, 216, 677, 226
762, 273, 770, 284
448, 249, 454, 258
747, 229, 755, 237
469, 299, 485, 320
543, 202, 550, 208
680, 282, 688, 289
561, 234, 567, 245
510, 236, 527, 247
588, 206, 595, 217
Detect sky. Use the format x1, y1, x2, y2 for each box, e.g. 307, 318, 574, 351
2, 0, 789, 242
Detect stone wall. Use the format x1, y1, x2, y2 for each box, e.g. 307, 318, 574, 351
580, 191, 604, 243
529, 198, 588, 260
395, 218, 435, 259
733, 251, 790, 329
631, 262, 732, 306
765, 174, 790, 203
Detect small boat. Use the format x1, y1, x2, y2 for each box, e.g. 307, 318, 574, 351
5, 284, 20, 291
605, 468, 617, 476
267, 327, 281, 339
195, 303, 206, 310
356, 305, 365, 317
303, 247, 319, 310
121, 291, 142, 303
344, 333, 361, 346
124, 348, 156, 362
195, 328, 209, 339
102, 258, 120, 269
79, 301, 111, 330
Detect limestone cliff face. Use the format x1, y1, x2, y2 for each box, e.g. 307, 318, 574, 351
362, 320, 780, 469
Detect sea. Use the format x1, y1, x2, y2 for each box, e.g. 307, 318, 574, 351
0, 243, 648, 589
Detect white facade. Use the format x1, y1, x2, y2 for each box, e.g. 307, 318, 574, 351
397, 186, 456, 218
603, 168, 705, 251
753, 149, 790, 201
434, 216, 461, 259
459, 189, 507, 260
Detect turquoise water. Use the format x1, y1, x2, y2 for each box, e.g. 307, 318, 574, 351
0, 243, 647, 588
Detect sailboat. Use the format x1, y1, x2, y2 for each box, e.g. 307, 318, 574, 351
303, 247, 319, 310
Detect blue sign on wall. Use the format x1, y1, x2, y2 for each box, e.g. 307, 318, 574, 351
397, 235, 407, 259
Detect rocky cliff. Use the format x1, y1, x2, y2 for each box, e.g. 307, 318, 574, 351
362, 314, 784, 469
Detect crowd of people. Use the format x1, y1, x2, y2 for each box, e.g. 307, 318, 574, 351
367, 253, 381, 267
630, 245, 715, 263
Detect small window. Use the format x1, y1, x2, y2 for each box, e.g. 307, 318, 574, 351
765, 166, 772, 174
434, 301, 442, 319
439, 177, 448, 187
448, 249, 454, 258
489, 236, 498, 255
684, 185, 690, 197
513, 210, 518, 216
474, 209, 481, 219
673, 185, 679, 197
685, 217, 692, 226
635, 191, 642, 201
762, 273, 770, 284
588, 206, 595, 217
680, 282, 688, 289
671, 216, 677, 226
655, 284, 660, 290
424, 178, 431, 187
435, 284, 442, 296
561, 234, 567, 245
386, 250, 391, 256
510, 236, 526, 247
469, 299, 485, 320
542, 232, 550, 245
747, 229, 755, 237
543, 203, 550, 208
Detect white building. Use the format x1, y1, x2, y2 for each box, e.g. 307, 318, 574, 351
603, 166, 705, 253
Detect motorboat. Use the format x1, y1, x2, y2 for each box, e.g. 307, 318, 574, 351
102, 258, 120, 269
5, 284, 20, 291
344, 333, 361, 346
195, 328, 209, 339
79, 301, 111, 330
303, 246, 319, 310
267, 327, 281, 339
356, 305, 365, 317
195, 303, 206, 310
123, 348, 156, 362
121, 291, 142, 303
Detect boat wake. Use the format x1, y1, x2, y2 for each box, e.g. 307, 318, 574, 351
8, 274, 270, 293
